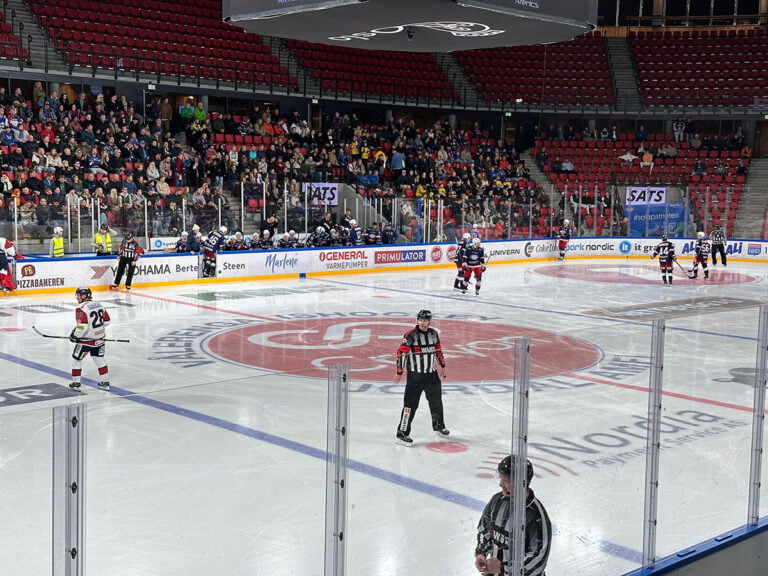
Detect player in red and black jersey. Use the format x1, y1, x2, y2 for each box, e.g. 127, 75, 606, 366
650, 234, 677, 285
394, 309, 448, 445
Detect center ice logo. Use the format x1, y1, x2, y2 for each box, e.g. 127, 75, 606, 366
205, 317, 601, 382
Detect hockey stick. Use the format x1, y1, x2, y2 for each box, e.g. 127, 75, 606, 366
673, 259, 694, 279
32, 325, 131, 343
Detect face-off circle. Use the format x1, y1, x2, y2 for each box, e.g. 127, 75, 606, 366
535, 263, 757, 285
205, 318, 601, 382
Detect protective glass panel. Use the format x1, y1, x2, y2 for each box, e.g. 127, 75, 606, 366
533, 321, 651, 575
656, 303, 760, 556
82, 369, 328, 574
0, 402, 53, 573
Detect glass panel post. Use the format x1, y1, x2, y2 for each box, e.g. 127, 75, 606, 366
642, 319, 665, 568
52, 403, 87, 576
325, 363, 350, 576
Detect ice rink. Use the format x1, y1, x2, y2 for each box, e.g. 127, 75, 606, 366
1, 256, 766, 576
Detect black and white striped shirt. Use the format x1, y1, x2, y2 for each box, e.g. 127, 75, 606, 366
396, 326, 445, 375
118, 240, 141, 260
710, 229, 726, 245
476, 489, 552, 576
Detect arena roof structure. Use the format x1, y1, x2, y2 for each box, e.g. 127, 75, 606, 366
222, 0, 598, 52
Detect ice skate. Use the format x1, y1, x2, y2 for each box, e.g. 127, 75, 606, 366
396, 432, 413, 446
435, 427, 450, 437
69, 382, 81, 392
98, 381, 110, 391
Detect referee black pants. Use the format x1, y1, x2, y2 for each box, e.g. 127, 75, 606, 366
711, 244, 726, 265
114, 256, 136, 287
397, 371, 445, 436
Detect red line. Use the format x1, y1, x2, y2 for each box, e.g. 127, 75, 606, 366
125, 291, 275, 322
570, 374, 758, 413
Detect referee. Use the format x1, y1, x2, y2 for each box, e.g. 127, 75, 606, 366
394, 309, 448, 445
111, 231, 143, 290
710, 223, 727, 266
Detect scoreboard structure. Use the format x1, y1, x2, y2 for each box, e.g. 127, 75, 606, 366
222, 0, 598, 52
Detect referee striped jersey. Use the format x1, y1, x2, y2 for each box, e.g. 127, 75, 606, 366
710, 229, 726, 244
118, 240, 141, 260
396, 327, 445, 375
476, 489, 552, 576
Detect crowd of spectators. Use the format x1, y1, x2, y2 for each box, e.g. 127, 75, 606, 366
0, 85, 563, 248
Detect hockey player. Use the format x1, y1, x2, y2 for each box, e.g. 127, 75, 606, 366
0, 236, 18, 293
257, 229, 274, 249
381, 222, 398, 244
327, 228, 344, 247
306, 226, 329, 248
69, 287, 111, 392
475, 456, 552, 576
173, 231, 189, 253
279, 230, 302, 249
394, 309, 448, 445
362, 221, 382, 244
112, 231, 144, 290
347, 219, 363, 245
461, 237, 487, 296
650, 234, 677, 285
710, 223, 727, 266
557, 218, 572, 261
691, 231, 711, 279
469, 223, 482, 240
453, 232, 471, 291
202, 225, 228, 277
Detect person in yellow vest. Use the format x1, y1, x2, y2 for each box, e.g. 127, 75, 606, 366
49, 226, 65, 258
92, 223, 114, 256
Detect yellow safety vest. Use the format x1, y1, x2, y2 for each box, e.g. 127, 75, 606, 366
95, 232, 112, 254
51, 236, 64, 258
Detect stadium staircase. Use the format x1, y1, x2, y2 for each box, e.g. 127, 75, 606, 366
434, 52, 480, 108
3, 0, 52, 68
605, 37, 642, 112
733, 158, 768, 239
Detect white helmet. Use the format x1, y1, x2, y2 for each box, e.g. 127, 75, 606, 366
219, 225, 228, 234
472, 237, 481, 246
563, 219, 569, 226
472, 223, 478, 229
462, 232, 471, 241
349, 219, 356, 226
316, 226, 324, 234
53, 226, 63, 234
697, 231, 705, 239
289, 230, 296, 236
263, 230, 270, 237
181, 230, 188, 237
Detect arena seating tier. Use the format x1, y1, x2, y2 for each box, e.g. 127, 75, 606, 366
286, 40, 459, 102
454, 32, 614, 107
29, 0, 295, 87
630, 28, 768, 108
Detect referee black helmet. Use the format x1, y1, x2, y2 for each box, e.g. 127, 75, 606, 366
417, 309, 432, 321
498, 455, 534, 486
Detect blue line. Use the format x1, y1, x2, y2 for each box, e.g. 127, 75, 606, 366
311, 277, 760, 342
0, 350, 486, 512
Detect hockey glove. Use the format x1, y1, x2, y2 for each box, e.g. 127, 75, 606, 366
69, 329, 80, 343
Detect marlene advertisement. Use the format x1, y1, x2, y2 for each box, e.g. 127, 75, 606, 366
11, 238, 768, 293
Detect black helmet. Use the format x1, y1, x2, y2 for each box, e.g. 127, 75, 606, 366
99, 223, 108, 231
498, 455, 534, 486
661, 234, 667, 241
75, 286, 92, 300
124, 231, 134, 240
417, 309, 432, 321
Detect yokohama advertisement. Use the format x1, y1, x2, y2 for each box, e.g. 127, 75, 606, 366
11, 238, 768, 293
